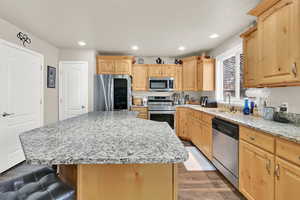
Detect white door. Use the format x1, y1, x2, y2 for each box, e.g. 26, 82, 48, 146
59, 61, 88, 120
0, 39, 44, 173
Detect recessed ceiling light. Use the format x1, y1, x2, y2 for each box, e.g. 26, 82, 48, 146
209, 34, 219, 39
131, 45, 139, 50
78, 41, 86, 46
178, 46, 186, 51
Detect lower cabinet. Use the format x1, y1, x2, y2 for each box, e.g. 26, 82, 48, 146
275, 157, 300, 200
176, 108, 213, 160
239, 140, 275, 200
175, 108, 190, 140
131, 107, 148, 119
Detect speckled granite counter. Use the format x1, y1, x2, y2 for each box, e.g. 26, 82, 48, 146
178, 105, 300, 143
19, 111, 188, 165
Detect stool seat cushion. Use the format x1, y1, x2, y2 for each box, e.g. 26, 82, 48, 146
0, 167, 74, 200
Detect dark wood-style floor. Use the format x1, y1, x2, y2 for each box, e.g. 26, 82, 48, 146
0, 141, 245, 200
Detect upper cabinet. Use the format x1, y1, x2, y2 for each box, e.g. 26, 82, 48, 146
197, 58, 215, 91
182, 57, 198, 91
148, 64, 176, 77
182, 56, 215, 91
241, 26, 260, 88
132, 64, 148, 91
97, 56, 133, 75
245, 0, 300, 87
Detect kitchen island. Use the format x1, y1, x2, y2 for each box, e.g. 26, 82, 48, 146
19, 111, 188, 200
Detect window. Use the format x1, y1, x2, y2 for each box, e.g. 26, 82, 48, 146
216, 44, 245, 103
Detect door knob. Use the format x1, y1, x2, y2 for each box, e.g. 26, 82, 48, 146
2, 112, 14, 117
81, 106, 86, 109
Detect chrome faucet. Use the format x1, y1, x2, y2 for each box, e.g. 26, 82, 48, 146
225, 93, 235, 112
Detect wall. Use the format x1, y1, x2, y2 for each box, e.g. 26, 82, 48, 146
208, 29, 300, 114
59, 49, 97, 112
0, 18, 60, 125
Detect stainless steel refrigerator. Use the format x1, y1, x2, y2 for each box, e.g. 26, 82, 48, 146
94, 74, 132, 111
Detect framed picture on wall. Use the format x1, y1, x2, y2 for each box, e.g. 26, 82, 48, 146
47, 66, 56, 88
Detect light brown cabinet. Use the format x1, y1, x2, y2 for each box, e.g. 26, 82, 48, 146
97, 56, 133, 75
241, 26, 260, 88
182, 56, 215, 91
197, 58, 215, 91
240, 125, 300, 200
239, 140, 275, 200
182, 57, 198, 91
148, 65, 162, 77
176, 108, 213, 160
174, 65, 182, 91
132, 64, 148, 91
275, 157, 300, 200
148, 64, 176, 77
247, 0, 300, 87
175, 107, 190, 140
131, 106, 148, 119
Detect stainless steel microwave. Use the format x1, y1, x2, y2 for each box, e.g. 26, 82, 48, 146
149, 77, 174, 92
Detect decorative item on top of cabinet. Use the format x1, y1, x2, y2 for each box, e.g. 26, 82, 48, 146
240, 25, 260, 88
197, 58, 215, 91
248, 0, 300, 87
132, 64, 148, 91
96, 56, 133, 75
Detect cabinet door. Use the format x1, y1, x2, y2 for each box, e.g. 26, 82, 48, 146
97, 59, 115, 74
161, 65, 176, 77
239, 141, 275, 200
115, 59, 132, 75
182, 59, 197, 91
175, 65, 182, 91
201, 124, 212, 160
191, 118, 202, 149
198, 59, 215, 91
175, 109, 182, 137
132, 65, 148, 91
275, 157, 300, 200
148, 65, 162, 77
243, 29, 259, 88
259, 0, 300, 85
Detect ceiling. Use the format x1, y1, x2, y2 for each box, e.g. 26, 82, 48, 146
0, 0, 260, 56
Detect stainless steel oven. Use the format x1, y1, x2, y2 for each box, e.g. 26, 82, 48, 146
148, 96, 175, 129
149, 77, 174, 92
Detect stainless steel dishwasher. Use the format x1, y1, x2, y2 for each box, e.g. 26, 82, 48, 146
212, 118, 239, 188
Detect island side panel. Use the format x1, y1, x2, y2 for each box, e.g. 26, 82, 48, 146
76, 164, 177, 200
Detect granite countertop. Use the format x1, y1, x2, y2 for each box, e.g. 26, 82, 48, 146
178, 105, 300, 143
19, 111, 188, 165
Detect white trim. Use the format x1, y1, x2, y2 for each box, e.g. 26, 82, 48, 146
215, 43, 243, 104
59, 61, 89, 121
0, 39, 44, 126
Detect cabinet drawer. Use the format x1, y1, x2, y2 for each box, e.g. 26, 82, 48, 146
131, 107, 148, 113
137, 114, 148, 119
240, 126, 275, 153
202, 113, 213, 125
276, 138, 300, 166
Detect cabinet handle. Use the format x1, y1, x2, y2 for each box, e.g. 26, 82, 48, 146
275, 164, 280, 179
292, 62, 297, 78
266, 158, 271, 175
249, 136, 255, 141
